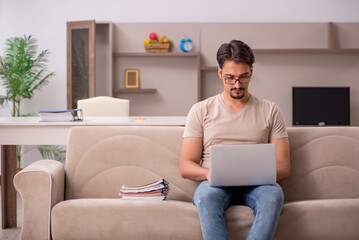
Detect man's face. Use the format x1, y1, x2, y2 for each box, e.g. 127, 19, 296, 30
218, 60, 253, 100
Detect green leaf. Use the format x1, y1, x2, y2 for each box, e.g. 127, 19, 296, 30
36, 145, 66, 164
0, 35, 55, 116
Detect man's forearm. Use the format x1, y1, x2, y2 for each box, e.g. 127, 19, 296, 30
271, 138, 291, 182
180, 159, 209, 182
276, 159, 291, 181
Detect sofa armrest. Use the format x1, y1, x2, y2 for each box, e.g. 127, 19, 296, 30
13, 160, 65, 240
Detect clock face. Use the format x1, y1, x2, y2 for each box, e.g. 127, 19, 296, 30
180, 38, 193, 52
184, 42, 192, 51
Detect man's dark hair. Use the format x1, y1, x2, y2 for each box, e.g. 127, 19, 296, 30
216, 40, 255, 69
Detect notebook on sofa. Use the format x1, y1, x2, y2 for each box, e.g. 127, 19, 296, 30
209, 144, 277, 187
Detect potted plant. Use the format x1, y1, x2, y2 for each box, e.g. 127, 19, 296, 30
0, 35, 65, 168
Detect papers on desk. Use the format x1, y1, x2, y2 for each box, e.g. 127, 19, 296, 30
119, 179, 169, 200
38, 109, 83, 122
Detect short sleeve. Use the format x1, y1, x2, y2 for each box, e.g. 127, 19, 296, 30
269, 104, 288, 140
183, 103, 203, 138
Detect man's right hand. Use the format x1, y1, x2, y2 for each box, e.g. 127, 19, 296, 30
205, 168, 211, 183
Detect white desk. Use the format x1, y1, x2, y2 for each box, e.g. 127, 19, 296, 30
0, 116, 187, 145
0, 116, 186, 228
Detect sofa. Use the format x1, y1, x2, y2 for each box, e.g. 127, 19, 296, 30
14, 126, 359, 240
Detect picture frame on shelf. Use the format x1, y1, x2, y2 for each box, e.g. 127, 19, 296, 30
125, 69, 139, 88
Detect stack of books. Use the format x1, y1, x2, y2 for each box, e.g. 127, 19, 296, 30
119, 179, 169, 201
38, 109, 83, 122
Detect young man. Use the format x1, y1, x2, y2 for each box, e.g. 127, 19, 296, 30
180, 40, 291, 240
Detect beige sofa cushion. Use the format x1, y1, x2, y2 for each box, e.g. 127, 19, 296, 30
281, 127, 359, 202
51, 199, 203, 240
65, 126, 198, 201
273, 198, 359, 240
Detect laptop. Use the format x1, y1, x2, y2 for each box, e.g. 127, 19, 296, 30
209, 144, 277, 187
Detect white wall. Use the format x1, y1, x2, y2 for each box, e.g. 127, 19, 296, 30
0, 0, 359, 169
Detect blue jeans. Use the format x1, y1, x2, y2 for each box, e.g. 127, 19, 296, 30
193, 181, 284, 240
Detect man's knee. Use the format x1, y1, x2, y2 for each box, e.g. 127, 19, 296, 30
257, 184, 284, 215
247, 184, 284, 209
194, 182, 232, 208
268, 184, 284, 206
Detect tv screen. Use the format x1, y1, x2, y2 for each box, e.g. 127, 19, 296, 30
293, 87, 350, 126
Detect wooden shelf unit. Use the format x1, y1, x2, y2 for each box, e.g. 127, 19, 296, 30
113, 88, 157, 94
105, 22, 359, 116
113, 52, 200, 57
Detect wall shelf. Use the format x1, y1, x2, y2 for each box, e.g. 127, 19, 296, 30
113, 51, 202, 102
113, 88, 157, 94
114, 52, 200, 57
253, 48, 359, 53
201, 66, 218, 71
201, 48, 359, 71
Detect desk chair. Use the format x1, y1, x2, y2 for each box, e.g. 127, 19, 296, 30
77, 96, 130, 116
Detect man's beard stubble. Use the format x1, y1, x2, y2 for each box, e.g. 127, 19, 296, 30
230, 87, 245, 99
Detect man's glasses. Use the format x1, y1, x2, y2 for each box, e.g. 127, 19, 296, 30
223, 75, 251, 85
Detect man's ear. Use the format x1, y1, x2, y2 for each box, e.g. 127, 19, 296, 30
250, 65, 254, 75
218, 67, 222, 79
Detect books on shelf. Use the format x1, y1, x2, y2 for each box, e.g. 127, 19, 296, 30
38, 109, 83, 122
119, 179, 169, 201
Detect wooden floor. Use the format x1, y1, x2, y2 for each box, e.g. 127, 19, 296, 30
0, 186, 22, 240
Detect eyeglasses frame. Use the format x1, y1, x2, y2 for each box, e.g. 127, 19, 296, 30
222, 74, 252, 85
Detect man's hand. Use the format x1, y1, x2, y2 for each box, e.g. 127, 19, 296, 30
205, 168, 210, 183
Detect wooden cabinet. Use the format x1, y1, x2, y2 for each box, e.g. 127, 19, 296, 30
67, 21, 112, 109
67, 20, 96, 109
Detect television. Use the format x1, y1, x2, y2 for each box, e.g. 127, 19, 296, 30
292, 87, 350, 126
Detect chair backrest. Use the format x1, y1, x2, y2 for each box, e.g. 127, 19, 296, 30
77, 96, 130, 116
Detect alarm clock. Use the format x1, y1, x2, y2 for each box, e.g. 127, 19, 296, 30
180, 38, 193, 52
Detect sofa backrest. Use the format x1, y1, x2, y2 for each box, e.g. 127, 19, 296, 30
65, 126, 198, 202
280, 127, 359, 202
65, 126, 359, 203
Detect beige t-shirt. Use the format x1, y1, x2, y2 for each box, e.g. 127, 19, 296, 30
183, 94, 288, 168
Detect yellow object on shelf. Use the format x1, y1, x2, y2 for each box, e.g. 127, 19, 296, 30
144, 43, 170, 53
134, 117, 146, 121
